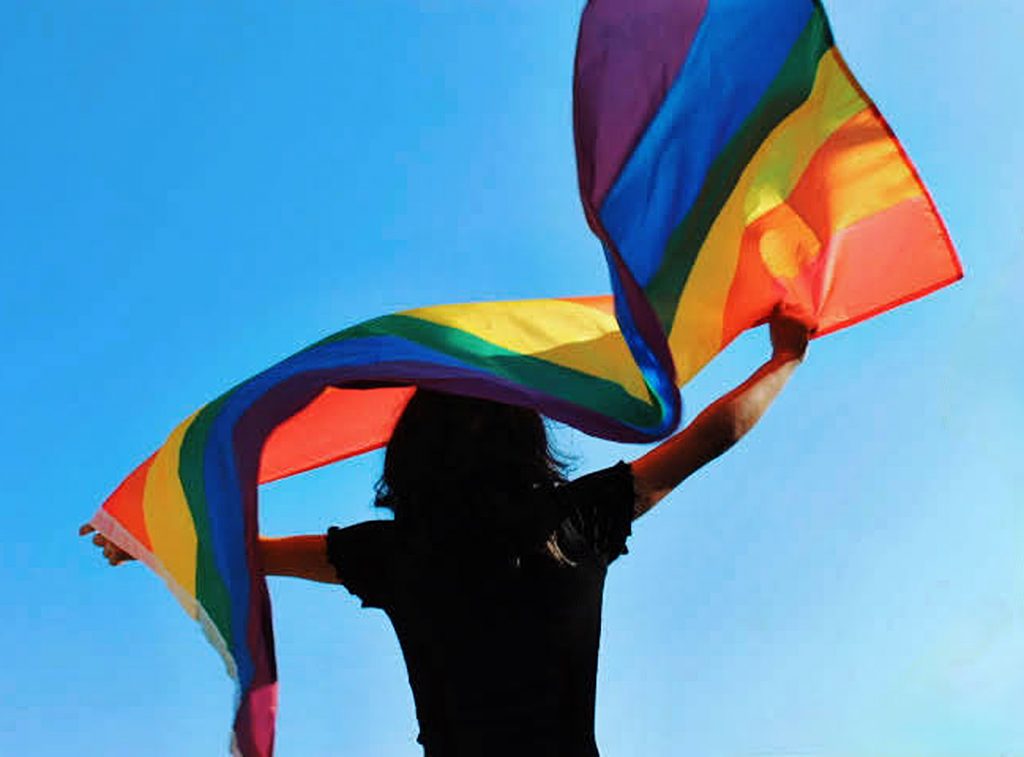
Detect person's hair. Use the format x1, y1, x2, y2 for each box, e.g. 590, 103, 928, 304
375, 389, 570, 558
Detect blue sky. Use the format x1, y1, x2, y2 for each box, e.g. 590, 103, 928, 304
1, 1, 1021, 755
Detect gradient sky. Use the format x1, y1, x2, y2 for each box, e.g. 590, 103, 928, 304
2, 2, 1021, 755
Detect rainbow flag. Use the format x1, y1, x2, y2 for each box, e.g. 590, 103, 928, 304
93, 296, 669, 757
90, 1, 961, 754
575, 0, 961, 387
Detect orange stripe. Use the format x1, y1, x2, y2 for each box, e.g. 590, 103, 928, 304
786, 107, 925, 253
752, 107, 924, 285
723, 193, 961, 344
721, 203, 814, 347
721, 104, 958, 342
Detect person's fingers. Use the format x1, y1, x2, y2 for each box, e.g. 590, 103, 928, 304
772, 303, 814, 329
82, 524, 134, 566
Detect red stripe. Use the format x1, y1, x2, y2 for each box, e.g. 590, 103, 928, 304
814, 196, 963, 334
100, 453, 156, 551
257, 386, 414, 485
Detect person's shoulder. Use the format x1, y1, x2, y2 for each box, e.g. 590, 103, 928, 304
561, 461, 634, 497
556, 461, 635, 564
328, 519, 396, 538
326, 520, 401, 608
326, 519, 398, 558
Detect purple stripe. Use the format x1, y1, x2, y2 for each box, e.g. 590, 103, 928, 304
596, 0, 818, 287
574, 0, 709, 211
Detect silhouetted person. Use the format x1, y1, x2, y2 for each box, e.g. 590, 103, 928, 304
86, 313, 809, 756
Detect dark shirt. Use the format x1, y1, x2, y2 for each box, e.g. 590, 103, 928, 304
326, 462, 634, 757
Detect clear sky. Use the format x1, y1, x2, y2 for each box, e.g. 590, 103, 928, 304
1, 1, 1021, 755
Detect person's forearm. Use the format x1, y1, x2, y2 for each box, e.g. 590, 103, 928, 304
713, 353, 803, 444
258, 535, 339, 584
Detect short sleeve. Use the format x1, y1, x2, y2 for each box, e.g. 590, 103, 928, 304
325, 521, 397, 608
557, 461, 635, 564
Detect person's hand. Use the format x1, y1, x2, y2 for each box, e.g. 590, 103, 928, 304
769, 310, 810, 362
79, 523, 135, 566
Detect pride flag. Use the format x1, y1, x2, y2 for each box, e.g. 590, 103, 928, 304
90, 1, 961, 754
576, 0, 961, 387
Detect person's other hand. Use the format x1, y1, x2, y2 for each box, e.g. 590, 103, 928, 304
79, 523, 135, 566
769, 310, 810, 362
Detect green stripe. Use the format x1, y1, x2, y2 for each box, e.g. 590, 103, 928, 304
179, 307, 665, 642
179, 394, 236, 651
644, 6, 834, 329
334, 314, 665, 429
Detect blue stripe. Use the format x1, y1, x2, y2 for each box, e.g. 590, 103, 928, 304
598, 0, 815, 286
604, 247, 682, 433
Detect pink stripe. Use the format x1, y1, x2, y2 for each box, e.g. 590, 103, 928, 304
232, 683, 278, 756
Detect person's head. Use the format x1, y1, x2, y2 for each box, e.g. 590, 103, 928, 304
375, 389, 567, 529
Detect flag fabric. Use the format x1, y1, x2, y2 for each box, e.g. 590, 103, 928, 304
90, 1, 961, 754
575, 0, 961, 387
92, 295, 665, 757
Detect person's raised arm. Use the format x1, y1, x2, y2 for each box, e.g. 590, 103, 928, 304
80, 523, 340, 584
630, 312, 809, 519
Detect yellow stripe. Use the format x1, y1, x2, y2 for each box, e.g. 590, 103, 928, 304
142, 411, 200, 614
805, 109, 924, 232
667, 49, 868, 384
404, 298, 649, 401
761, 108, 926, 280
741, 51, 870, 225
